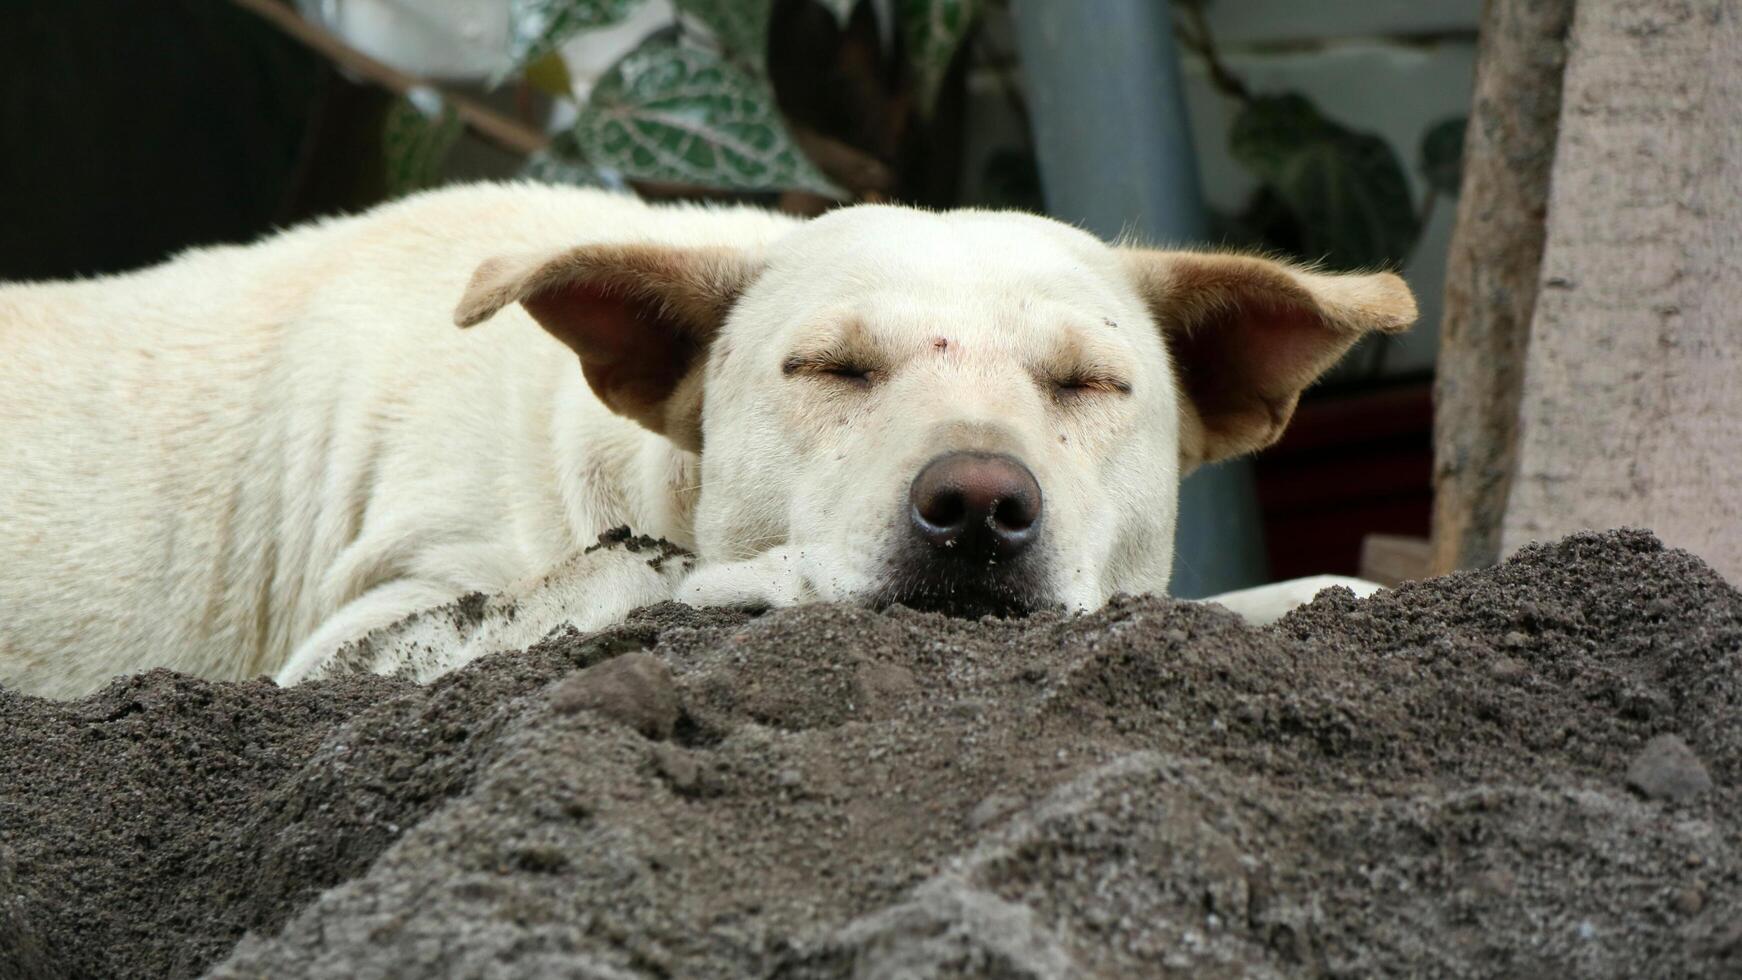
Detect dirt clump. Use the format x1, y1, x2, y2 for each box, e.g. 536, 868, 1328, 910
586, 524, 692, 572
0, 529, 1737, 978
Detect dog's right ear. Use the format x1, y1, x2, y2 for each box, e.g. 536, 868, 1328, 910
1120, 249, 1416, 470
455, 244, 762, 451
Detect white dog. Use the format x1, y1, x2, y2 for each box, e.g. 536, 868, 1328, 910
0, 184, 1412, 698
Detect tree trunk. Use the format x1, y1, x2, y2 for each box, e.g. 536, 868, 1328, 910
1500, 0, 1742, 582
1429, 0, 1574, 575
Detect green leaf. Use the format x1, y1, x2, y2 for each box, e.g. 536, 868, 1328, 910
505, 0, 644, 76
523, 152, 612, 188
573, 34, 842, 195
1419, 115, 1467, 196
382, 89, 464, 198
900, 0, 977, 115
815, 0, 860, 25
672, 0, 773, 70
1228, 94, 1420, 270
522, 50, 576, 98
520, 131, 622, 190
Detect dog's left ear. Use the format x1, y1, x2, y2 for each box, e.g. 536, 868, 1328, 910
455, 243, 762, 451
1121, 249, 1417, 470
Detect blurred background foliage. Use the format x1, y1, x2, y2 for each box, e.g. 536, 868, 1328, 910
380, 0, 987, 210
379, 0, 1465, 273
0, 0, 1463, 282
1172, 0, 1464, 272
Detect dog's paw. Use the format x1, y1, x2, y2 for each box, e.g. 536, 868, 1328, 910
1200, 574, 1384, 627
678, 547, 825, 611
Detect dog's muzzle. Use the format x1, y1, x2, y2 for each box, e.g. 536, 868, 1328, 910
879, 451, 1046, 617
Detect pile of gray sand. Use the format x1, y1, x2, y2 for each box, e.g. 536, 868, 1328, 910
1, 529, 1737, 978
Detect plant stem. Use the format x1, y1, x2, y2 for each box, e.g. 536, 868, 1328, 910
227, 0, 550, 157
1174, 0, 1250, 102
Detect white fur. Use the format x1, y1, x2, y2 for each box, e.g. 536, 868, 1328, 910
1199, 575, 1383, 627
282, 540, 692, 686
0, 184, 1389, 698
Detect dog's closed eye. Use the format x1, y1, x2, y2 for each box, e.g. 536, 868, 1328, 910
1041, 327, 1134, 404
1051, 372, 1132, 400
782, 354, 879, 387
782, 317, 889, 390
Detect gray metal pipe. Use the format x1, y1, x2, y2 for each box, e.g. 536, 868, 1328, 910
1009, 0, 1267, 597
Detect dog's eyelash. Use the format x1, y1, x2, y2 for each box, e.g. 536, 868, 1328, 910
823, 364, 872, 382
1053, 374, 1132, 398
782, 356, 878, 387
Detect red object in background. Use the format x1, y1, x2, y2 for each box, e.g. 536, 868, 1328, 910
1252, 381, 1434, 581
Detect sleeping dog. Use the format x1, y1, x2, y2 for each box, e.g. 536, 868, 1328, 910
0, 184, 1413, 697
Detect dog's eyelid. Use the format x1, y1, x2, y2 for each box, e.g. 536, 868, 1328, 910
1048, 366, 1132, 395
782, 353, 881, 386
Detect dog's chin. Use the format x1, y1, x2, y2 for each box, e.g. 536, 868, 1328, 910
870, 562, 1050, 620
877, 586, 1033, 619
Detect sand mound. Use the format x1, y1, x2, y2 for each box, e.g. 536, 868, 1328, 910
2, 529, 1738, 978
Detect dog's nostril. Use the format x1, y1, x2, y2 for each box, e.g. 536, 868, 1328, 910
908, 452, 1043, 561
919, 490, 967, 530
993, 496, 1035, 532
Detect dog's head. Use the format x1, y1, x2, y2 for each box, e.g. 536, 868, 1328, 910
457, 205, 1415, 615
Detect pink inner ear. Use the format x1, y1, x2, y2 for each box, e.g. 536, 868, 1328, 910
1233, 299, 1342, 395
1171, 295, 1340, 441
523, 280, 699, 418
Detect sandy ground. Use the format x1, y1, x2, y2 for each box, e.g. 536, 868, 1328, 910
1, 529, 1737, 978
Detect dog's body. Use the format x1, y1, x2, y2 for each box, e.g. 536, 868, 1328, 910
1, 186, 770, 696
0, 184, 1412, 698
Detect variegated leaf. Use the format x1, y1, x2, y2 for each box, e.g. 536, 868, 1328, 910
521, 150, 612, 189
1229, 94, 1420, 270
520, 131, 628, 191
899, 0, 976, 115
672, 0, 773, 69
506, 0, 644, 75
574, 36, 841, 195
382, 89, 463, 198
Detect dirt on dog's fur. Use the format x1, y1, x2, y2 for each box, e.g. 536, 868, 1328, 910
1, 530, 1737, 978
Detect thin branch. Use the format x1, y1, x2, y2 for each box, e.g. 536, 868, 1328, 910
228, 0, 550, 157
232, 0, 883, 203
788, 125, 895, 196
1173, 0, 1250, 103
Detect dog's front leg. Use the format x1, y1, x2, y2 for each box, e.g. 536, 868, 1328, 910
1199, 575, 1383, 627
275, 541, 693, 687
677, 545, 840, 611
273, 580, 460, 687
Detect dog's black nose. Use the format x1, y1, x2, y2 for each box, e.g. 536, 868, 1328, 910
909, 452, 1042, 562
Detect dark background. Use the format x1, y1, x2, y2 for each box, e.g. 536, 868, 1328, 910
0, 0, 393, 281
